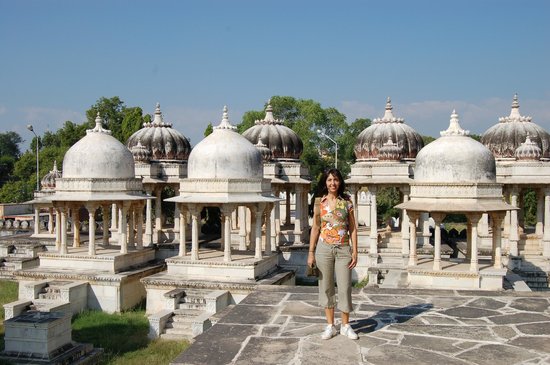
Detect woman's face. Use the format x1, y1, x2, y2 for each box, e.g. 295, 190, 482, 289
326, 173, 340, 194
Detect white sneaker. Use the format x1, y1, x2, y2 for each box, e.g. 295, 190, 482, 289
321, 324, 337, 340
340, 324, 358, 340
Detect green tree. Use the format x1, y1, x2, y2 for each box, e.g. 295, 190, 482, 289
86, 96, 126, 140
121, 107, 146, 142
422, 135, 436, 145
0, 131, 23, 187
204, 123, 213, 137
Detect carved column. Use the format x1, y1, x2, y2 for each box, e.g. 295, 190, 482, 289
293, 187, 303, 240
238, 206, 247, 250
490, 212, 505, 269
55, 207, 61, 251
178, 204, 187, 257
400, 187, 410, 256
221, 205, 235, 262
369, 186, 378, 262
270, 202, 277, 252
136, 203, 143, 250
71, 206, 81, 248
536, 189, 544, 236
509, 188, 520, 256
189, 205, 201, 261
408, 211, 419, 266
144, 190, 153, 245
154, 187, 163, 243
274, 190, 281, 246
469, 213, 482, 272
119, 202, 128, 254
102, 204, 110, 246
174, 188, 180, 241
48, 207, 54, 234
543, 189, 550, 258
87, 204, 97, 256
431, 213, 446, 271
254, 204, 265, 259
348, 185, 358, 226
111, 203, 117, 233
128, 205, 135, 247
33, 207, 40, 235
420, 212, 431, 249
264, 203, 273, 256
60, 206, 68, 255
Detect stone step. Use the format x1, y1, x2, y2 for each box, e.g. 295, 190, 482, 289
178, 302, 207, 311
164, 327, 194, 337
173, 308, 204, 317
160, 332, 193, 341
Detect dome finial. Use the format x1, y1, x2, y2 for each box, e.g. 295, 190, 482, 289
264, 100, 275, 123
214, 105, 237, 130
441, 109, 469, 136
53, 160, 58, 172
509, 93, 521, 119
374, 97, 403, 124
87, 113, 112, 135
153, 102, 164, 126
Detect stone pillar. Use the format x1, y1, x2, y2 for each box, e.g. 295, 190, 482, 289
509, 188, 520, 256
466, 220, 472, 260
238, 206, 247, 250
128, 205, 135, 247
264, 204, 273, 256
543, 189, 550, 258
154, 188, 163, 243
536, 189, 544, 236
190, 205, 200, 261
60, 206, 68, 255
33, 207, 40, 235
348, 185, 358, 225
231, 209, 237, 230
293, 187, 303, 240
270, 204, 277, 252
503, 209, 510, 253
408, 211, 419, 266
479, 213, 489, 237
136, 204, 143, 250
431, 213, 445, 271
119, 203, 128, 254
72, 207, 80, 248
254, 204, 264, 259
55, 207, 61, 251
400, 187, 410, 257
420, 212, 431, 249
285, 188, 291, 226
178, 205, 187, 257
469, 214, 482, 272
144, 191, 153, 245
221, 205, 234, 262
490, 212, 505, 269
274, 192, 281, 246
174, 190, 181, 241
48, 207, 54, 234
369, 186, 378, 263
87, 204, 97, 256
102, 204, 110, 246
111, 203, 117, 233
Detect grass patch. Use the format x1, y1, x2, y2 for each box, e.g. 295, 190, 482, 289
0, 280, 189, 364
353, 276, 369, 288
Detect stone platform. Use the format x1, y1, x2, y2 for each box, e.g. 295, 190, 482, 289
172, 286, 550, 365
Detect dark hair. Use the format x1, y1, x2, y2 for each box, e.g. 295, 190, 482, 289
318, 168, 347, 199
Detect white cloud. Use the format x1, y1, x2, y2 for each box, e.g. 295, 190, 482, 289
0, 105, 6, 115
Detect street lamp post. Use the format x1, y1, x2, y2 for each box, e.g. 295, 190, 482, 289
317, 129, 338, 169
27, 125, 39, 191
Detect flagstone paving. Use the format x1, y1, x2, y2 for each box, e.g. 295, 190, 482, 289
171, 286, 550, 365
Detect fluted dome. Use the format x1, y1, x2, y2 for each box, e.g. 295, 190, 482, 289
127, 103, 191, 161
40, 161, 61, 190
242, 101, 303, 160
188, 106, 263, 179
354, 97, 424, 161
255, 137, 272, 162
481, 94, 550, 159
378, 138, 403, 161
63, 114, 135, 179
415, 111, 496, 183
515, 135, 542, 161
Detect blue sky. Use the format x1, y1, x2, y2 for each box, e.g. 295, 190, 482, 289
1, 0, 549, 150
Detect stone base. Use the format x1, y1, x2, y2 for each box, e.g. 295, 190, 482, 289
408, 260, 506, 290
38, 246, 156, 274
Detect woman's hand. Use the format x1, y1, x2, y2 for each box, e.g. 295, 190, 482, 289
348, 251, 358, 269
307, 251, 316, 267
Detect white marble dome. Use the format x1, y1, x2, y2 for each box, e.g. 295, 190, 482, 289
415, 110, 496, 183
63, 113, 136, 179
355, 98, 424, 161
242, 101, 303, 160
40, 161, 62, 190
481, 94, 550, 159
188, 106, 263, 179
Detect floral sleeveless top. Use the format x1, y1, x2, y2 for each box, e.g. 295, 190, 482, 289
319, 195, 354, 245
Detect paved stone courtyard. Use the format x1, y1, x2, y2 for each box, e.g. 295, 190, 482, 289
172, 286, 550, 365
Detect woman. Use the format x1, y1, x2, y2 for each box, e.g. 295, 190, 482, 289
308, 168, 358, 340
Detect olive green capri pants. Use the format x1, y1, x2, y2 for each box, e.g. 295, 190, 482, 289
315, 239, 353, 313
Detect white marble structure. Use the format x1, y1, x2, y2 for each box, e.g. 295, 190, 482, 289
397, 111, 514, 290
346, 98, 425, 276
127, 103, 191, 244
242, 101, 311, 244
481, 94, 550, 275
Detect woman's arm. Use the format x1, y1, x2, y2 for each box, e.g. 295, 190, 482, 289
308, 199, 321, 267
